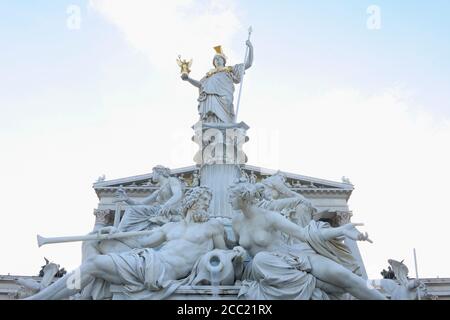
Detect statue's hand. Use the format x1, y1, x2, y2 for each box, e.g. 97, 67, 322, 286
246, 40, 252, 47
339, 223, 373, 243
148, 215, 168, 225
159, 203, 172, 216
97, 226, 118, 238
232, 246, 246, 261
181, 73, 189, 81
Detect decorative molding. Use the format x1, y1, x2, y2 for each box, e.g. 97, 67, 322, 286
335, 210, 353, 225
93, 209, 114, 225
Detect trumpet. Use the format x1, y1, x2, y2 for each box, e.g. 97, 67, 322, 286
36, 229, 156, 247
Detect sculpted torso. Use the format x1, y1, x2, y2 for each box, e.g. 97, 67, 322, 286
148, 219, 223, 279
232, 210, 286, 257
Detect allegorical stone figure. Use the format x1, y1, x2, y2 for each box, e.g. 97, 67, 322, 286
26, 186, 228, 300
181, 41, 254, 123
371, 259, 427, 300
255, 173, 316, 229
115, 165, 184, 232
82, 166, 184, 261
77, 166, 183, 299
227, 181, 386, 300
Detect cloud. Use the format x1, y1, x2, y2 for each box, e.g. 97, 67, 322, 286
89, 0, 244, 74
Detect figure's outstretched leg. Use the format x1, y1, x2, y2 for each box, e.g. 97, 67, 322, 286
26, 265, 93, 300
308, 254, 386, 300
315, 279, 346, 295
80, 240, 133, 299
26, 255, 121, 300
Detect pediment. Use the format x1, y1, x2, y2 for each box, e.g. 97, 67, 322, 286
93, 164, 353, 199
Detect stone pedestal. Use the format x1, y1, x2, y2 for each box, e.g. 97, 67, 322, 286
200, 164, 240, 218
192, 121, 249, 218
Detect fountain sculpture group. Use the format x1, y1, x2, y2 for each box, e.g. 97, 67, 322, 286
22, 40, 426, 300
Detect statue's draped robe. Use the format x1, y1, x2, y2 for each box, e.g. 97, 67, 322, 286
238, 221, 361, 300
106, 238, 216, 300
118, 204, 162, 232
239, 247, 329, 300
107, 248, 185, 300
303, 221, 362, 276
119, 178, 183, 232
198, 64, 245, 123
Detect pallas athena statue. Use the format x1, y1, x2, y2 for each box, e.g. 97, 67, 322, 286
179, 41, 254, 123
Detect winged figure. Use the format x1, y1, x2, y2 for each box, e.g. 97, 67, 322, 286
372, 259, 428, 300
176, 56, 193, 75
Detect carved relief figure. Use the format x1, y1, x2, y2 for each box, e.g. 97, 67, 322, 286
249, 171, 257, 184
191, 171, 200, 187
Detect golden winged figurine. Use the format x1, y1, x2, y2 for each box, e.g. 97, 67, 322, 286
176, 55, 193, 75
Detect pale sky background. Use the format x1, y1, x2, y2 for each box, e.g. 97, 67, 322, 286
1, 0, 449, 279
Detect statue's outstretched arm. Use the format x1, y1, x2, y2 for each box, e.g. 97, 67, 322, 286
181, 74, 201, 88
115, 187, 152, 206
166, 178, 183, 206
141, 190, 160, 205
245, 40, 254, 70
213, 232, 227, 250
320, 223, 372, 243
272, 177, 304, 199
268, 210, 307, 242
209, 219, 227, 250
158, 178, 183, 215
269, 210, 370, 244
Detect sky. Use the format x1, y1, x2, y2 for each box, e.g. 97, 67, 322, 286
0, 0, 449, 280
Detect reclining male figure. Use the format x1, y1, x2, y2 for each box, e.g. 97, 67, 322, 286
27, 186, 226, 300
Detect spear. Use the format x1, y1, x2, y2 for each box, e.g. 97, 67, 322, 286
413, 248, 421, 300
235, 26, 253, 121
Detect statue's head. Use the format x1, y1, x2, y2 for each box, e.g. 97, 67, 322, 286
228, 181, 259, 210
152, 165, 171, 182
254, 182, 271, 200
182, 186, 212, 223
213, 55, 226, 68
260, 172, 289, 200
259, 183, 277, 200
213, 45, 227, 68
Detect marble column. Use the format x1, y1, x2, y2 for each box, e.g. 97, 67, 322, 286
193, 121, 249, 218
